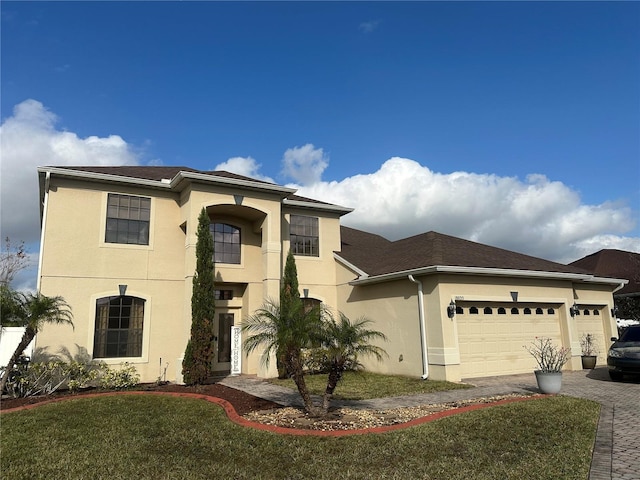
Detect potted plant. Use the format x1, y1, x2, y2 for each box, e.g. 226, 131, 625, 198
579, 333, 598, 369
524, 337, 570, 394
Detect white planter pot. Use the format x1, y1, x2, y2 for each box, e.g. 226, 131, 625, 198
534, 370, 563, 394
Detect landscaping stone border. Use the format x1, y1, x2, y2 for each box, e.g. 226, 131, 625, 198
1, 390, 547, 437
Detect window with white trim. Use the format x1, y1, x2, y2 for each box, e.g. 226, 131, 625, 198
105, 194, 151, 245
290, 215, 319, 257
210, 223, 241, 264
93, 296, 145, 358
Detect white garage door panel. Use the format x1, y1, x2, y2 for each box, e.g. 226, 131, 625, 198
574, 307, 606, 359
458, 304, 561, 378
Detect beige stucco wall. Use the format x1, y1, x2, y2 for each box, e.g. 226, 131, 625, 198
36, 175, 347, 382
336, 266, 619, 382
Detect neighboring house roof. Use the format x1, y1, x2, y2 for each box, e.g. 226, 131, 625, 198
570, 249, 640, 296
337, 226, 626, 288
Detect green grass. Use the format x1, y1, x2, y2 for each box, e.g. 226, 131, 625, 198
1, 395, 599, 480
267, 371, 472, 400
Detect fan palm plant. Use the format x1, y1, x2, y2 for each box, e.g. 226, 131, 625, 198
0, 285, 73, 393
242, 298, 325, 414
320, 313, 387, 412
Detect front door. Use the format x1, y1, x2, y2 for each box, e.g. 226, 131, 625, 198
213, 312, 234, 372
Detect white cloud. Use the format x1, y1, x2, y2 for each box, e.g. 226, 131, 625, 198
359, 20, 381, 34
281, 144, 328, 186
214, 156, 274, 183
0, 99, 140, 245
294, 157, 640, 263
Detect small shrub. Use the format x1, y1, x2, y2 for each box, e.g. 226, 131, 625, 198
66, 361, 102, 392
4, 360, 69, 398
98, 362, 140, 390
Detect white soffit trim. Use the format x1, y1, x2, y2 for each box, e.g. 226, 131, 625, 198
334, 253, 369, 278
38, 167, 298, 197
349, 264, 629, 287
38, 167, 171, 190
284, 198, 354, 216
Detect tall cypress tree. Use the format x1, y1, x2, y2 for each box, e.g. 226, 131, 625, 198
182, 208, 215, 385
277, 250, 302, 378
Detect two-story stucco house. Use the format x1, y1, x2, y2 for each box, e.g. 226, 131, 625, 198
35, 166, 626, 383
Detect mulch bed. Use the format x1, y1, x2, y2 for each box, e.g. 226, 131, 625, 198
0, 382, 280, 416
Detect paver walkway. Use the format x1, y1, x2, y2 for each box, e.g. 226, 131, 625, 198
221, 367, 640, 480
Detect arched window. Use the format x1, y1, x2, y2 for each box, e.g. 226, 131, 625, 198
593, 309, 600, 315
511, 307, 519, 315
547, 308, 555, 315
211, 223, 241, 264
484, 307, 493, 314
456, 306, 464, 315
497, 307, 506, 315
93, 296, 145, 358
535, 308, 544, 315
469, 306, 479, 314
583, 309, 590, 316
523, 308, 532, 315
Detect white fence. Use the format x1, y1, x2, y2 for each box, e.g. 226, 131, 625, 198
0, 327, 34, 368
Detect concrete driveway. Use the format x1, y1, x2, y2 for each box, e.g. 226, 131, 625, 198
467, 367, 640, 480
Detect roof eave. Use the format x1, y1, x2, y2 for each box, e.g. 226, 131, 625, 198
284, 198, 354, 216
348, 265, 628, 287
171, 171, 297, 197
37, 166, 171, 190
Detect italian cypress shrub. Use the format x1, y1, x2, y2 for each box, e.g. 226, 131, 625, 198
182, 208, 216, 385
277, 250, 302, 378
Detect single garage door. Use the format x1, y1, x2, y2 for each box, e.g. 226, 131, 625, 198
574, 306, 607, 361
457, 303, 562, 378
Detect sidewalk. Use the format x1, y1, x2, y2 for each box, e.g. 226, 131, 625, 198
219, 374, 536, 411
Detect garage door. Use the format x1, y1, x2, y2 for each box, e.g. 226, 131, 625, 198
574, 306, 607, 360
457, 303, 562, 378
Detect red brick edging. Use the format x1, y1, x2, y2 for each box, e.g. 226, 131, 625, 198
1, 391, 546, 437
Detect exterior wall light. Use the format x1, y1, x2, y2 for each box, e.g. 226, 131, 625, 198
570, 303, 580, 317
447, 300, 456, 319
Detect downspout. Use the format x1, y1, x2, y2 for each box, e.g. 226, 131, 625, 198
36, 171, 51, 293
408, 275, 429, 379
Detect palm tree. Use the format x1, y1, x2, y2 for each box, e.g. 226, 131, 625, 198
242, 298, 325, 414
320, 313, 387, 413
0, 286, 73, 393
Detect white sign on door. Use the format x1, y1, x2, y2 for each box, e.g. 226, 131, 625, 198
230, 326, 242, 376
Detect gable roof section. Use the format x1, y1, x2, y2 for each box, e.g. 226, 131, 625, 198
337, 226, 626, 288
570, 249, 640, 295
38, 165, 352, 215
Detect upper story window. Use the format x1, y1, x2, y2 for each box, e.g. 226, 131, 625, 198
210, 223, 241, 264
93, 295, 145, 358
290, 215, 319, 257
105, 194, 151, 245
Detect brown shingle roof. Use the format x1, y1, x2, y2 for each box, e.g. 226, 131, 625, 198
339, 226, 589, 277
570, 249, 640, 295
51, 165, 278, 185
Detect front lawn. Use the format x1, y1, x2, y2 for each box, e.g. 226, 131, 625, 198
267, 371, 472, 400
2, 395, 598, 479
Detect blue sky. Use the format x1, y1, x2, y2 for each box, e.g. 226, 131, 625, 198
1, 1, 639, 290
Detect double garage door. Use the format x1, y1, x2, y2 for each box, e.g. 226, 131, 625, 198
457, 303, 562, 378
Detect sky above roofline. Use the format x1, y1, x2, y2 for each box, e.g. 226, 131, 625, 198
1, 1, 638, 292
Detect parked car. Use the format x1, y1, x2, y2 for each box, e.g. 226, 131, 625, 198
607, 325, 640, 381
